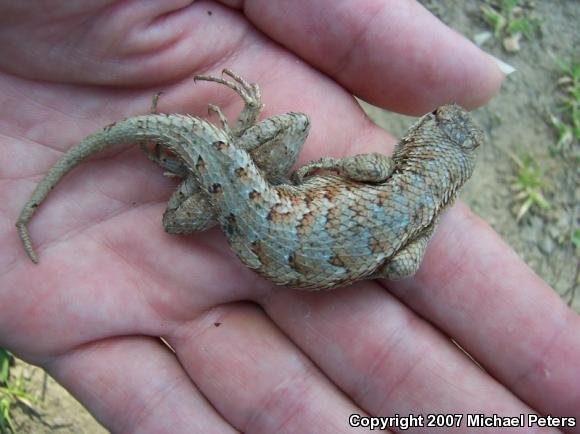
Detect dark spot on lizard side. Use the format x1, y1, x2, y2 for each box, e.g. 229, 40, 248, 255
287, 251, 298, 271
411, 202, 431, 226
223, 213, 237, 236
287, 250, 319, 275
329, 254, 346, 268
196, 156, 206, 173
103, 122, 117, 132
234, 166, 252, 182
213, 141, 229, 151
211, 183, 223, 194
249, 190, 261, 201
250, 240, 271, 267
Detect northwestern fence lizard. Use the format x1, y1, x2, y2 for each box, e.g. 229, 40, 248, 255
16, 69, 483, 289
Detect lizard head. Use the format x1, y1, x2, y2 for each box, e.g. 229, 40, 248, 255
426, 104, 485, 210
433, 104, 484, 152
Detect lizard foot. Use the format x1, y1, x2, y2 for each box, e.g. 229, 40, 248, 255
194, 69, 264, 137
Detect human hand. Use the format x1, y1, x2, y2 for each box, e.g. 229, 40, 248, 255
1, 1, 578, 433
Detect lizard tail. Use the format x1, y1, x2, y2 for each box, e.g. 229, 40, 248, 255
15, 114, 223, 263
16, 122, 144, 263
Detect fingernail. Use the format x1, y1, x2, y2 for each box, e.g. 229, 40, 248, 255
487, 53, 517, 76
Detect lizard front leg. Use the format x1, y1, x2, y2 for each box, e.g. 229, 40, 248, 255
372, 226, 435, 280
292, 152, 395, 184
163, 176, 217, 234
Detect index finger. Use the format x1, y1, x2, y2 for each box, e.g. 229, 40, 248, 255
231, 0, 506, 113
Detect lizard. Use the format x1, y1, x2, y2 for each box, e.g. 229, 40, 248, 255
16, 69, 484, 290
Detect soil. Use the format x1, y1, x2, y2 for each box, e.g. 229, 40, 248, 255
7, 1, 579, 433
7, 361, 107, 434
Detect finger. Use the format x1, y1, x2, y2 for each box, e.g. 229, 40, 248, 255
234, 0, 505, 113
46, 336, 236, 433
387, 204, 580, 421
167, 302, 375, 433
0, 1, 245, 85
260, 283, 545, 433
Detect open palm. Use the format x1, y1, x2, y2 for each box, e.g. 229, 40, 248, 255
1, 1, 579, 433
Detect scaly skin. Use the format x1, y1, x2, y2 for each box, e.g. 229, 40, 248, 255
16, 69, 483, 289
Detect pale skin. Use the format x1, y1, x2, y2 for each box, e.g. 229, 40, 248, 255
0, 1, 579, 433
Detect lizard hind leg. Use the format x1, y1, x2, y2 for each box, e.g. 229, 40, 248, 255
207, 103, 232, 134
162, 176, 217, 234
194, 69, 264, 137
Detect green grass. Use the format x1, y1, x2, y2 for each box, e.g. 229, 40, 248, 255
572, 229, 580, 250
481, 0, 540, 46
0, 348, 16, 433
0, 349, 37, 434
551, 56, 580, 154
508, 152, 551, 221
564, 230, 580, 306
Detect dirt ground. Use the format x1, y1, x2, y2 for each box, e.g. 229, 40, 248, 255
7, 1, 579, 433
